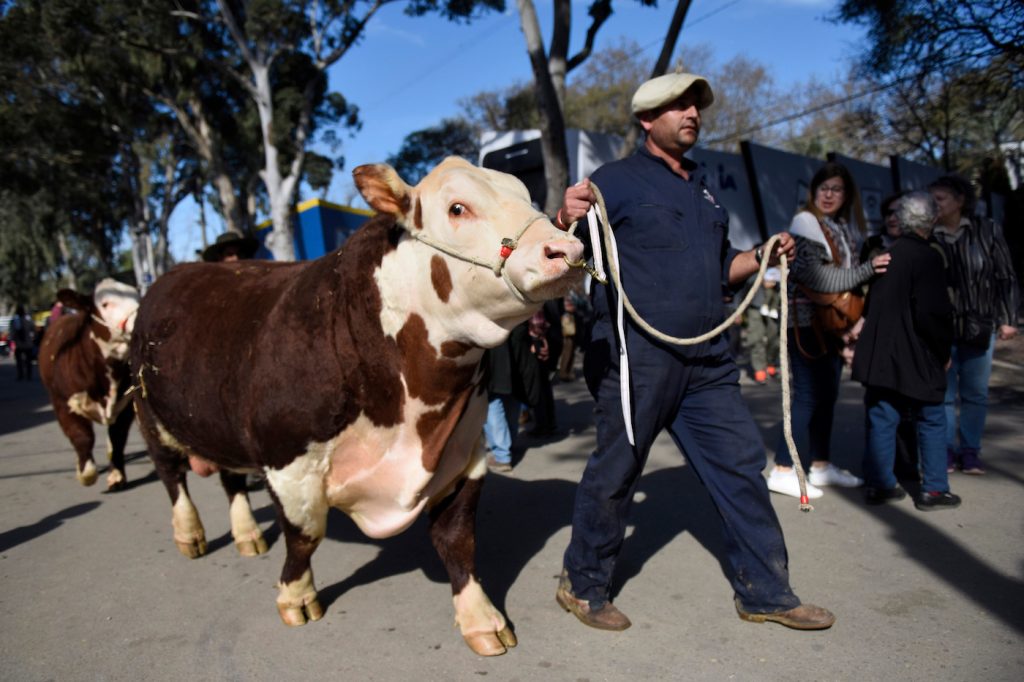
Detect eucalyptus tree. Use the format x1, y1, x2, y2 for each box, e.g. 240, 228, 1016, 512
172, 0, 501, 261
0, 1, 135, 300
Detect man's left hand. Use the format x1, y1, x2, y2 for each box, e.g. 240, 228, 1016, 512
998, 325, 1018, 341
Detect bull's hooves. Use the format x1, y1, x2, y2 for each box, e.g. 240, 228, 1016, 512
235, 536, 269, 557
175, 538, 208, 559
278, 598, 324, 627
105, 470, 126, 491
463, 627, 517, 656
77, 463, 98, 486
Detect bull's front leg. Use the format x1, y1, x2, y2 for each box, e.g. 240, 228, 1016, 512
265, 464, 328, 626
429, 472, 516, 657
219, 470, 268, 556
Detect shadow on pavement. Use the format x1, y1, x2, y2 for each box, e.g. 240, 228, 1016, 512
309, 466, 736, 621
0, 366, 54, 437
0, 501, 101, 553
837, 487, 1024, 634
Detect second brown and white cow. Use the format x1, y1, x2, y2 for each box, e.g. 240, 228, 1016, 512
130, 158, 584, 656
38, 279, 141, 491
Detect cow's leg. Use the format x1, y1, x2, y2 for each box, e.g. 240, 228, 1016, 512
265, 464, 327, 626
104, 405, 134, 491
429, 473, 516, 656
220, 469, 268, 557
53, 403, 98, 486
135, 404, 207, 558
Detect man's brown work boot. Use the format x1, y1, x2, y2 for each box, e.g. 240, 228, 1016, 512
555, 571, 631, 631
735, 599, 835, 630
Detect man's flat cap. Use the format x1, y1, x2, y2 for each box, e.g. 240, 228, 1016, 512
631, 72, 714, 116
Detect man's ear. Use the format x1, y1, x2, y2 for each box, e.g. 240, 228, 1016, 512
352, 164, 413, 219
636, 110, 657, 134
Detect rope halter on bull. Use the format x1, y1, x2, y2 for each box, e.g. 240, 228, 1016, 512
91, 308, 138, 343
401, 211, 552, 305
562, 181, 813, 512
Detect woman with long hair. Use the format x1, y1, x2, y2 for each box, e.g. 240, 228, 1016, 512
767, 162, 891, 498
929, 174, 1019, 475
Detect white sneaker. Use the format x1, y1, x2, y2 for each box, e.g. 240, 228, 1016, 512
766, 468, 824, 499
808, 463, 863, 488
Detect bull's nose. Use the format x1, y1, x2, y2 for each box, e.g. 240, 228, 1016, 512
543, 238, 584, 263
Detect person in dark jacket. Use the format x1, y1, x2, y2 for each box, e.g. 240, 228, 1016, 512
929, 174, 1019, 475
482, 320, 542, 472
852, 192, 960, 511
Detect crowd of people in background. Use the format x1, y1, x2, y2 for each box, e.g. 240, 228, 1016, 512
479, 160, 1019, 522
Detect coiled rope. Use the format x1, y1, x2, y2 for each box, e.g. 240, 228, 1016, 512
564, 182, 812, 511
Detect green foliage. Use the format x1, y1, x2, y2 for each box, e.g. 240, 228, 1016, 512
459, 84, 541, 132
405, 0, 506, 22
386, 118, 480, 185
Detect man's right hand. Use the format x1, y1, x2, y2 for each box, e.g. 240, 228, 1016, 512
556, 179, 597, 230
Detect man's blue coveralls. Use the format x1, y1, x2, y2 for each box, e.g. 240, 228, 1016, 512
563, 147, 802, 614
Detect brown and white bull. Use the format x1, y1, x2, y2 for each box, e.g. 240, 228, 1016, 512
38, 279, 141, 491
130, 158, 584, 656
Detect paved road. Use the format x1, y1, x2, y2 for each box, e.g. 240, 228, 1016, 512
1, 342, 1022, 681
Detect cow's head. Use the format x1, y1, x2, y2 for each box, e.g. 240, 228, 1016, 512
353, 157, 584, 348
57, 278, 141, 359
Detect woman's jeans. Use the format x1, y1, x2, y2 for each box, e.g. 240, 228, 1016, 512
863, 388, 949, 494
945, 338, 995, 453
774, 328, 842, 468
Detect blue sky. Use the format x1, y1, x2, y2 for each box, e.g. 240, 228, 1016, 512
168, 0, 867, 261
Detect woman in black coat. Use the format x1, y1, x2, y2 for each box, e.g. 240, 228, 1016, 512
852, 192, 960, 511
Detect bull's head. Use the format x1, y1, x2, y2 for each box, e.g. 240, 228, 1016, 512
57, 278, 141, 359
353, 157, 584, 348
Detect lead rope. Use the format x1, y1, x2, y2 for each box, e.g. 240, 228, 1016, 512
565, 182, 812, 511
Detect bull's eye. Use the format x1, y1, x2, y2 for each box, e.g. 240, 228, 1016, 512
449, 203, 467, 217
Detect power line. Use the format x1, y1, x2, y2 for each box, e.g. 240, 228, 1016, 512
364, 13, 516, 110
703, 47, 1005, 145
365, 0, 743, 112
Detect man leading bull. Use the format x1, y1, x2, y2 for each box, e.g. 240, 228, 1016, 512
553, 72, 835, 630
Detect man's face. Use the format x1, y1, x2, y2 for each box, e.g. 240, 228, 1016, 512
639, 90, 702, 156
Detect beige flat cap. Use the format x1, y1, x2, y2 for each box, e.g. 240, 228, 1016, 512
631, 72, 714, 116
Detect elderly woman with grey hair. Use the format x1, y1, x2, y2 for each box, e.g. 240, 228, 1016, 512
852, 192, 961, 510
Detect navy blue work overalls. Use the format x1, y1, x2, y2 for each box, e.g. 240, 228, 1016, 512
563, 148, 801, 614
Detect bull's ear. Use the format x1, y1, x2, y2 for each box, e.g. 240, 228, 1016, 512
57, 288, 94, 313
353, 164, 412, 218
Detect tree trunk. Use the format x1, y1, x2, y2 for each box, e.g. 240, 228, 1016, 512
517, 0, 570, 215
56, 233, 78, 291
619, 0, 693, 158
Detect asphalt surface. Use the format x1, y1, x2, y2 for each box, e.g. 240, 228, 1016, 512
1, 339, 1022, 681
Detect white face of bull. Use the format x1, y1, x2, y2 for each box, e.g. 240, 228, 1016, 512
353, 157, 585, 348
94, 278, 141, 340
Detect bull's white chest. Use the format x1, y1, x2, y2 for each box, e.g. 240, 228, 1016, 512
66, 365, 124, 426
319, 392, 486, 539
